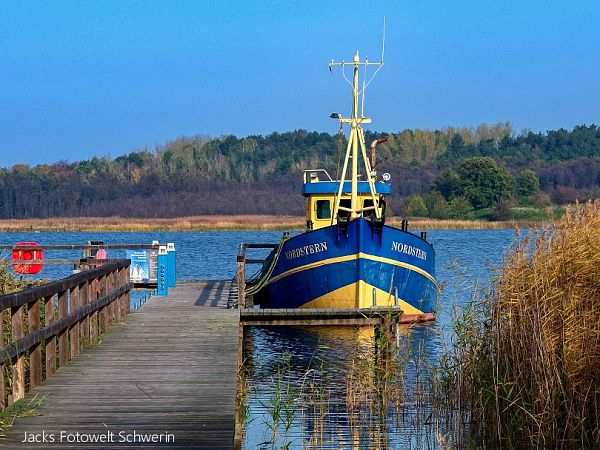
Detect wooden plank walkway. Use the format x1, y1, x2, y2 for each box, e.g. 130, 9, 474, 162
2, 280, 240, 450
240, 307, 435, 326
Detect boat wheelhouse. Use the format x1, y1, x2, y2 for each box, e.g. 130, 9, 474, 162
303, 170, 391, 230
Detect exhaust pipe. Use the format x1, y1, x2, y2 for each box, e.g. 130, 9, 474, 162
370, 137, 388, 168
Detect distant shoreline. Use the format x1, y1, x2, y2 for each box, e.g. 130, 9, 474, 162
0, 216, 548, 232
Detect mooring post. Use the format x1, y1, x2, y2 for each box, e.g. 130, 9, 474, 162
157, 246, 169, 296
167, 243, 176, 288
237, 254, 246, 308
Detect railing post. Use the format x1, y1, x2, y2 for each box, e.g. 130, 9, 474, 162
103, 274, 109, 325
115, 268, 122, 321
106, 272, 113, 325
58, 290, 68, 367
99, 274, 107, 334
108, 269, 116, 325
80, 279, 90, 343
114, 269, 120, 317
90, 275, 98, 342
28, 299, 42, 388
124, 265, 131, 314
121, 267, 127, 318
44, 294, 56, 378
70, 284, 80, 357
237, 255, 246, 308
118, 265, 130, 318
10, 305, 25, 401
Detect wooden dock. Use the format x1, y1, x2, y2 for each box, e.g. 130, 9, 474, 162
2, 280, 240, 450
240, 307, 435, 326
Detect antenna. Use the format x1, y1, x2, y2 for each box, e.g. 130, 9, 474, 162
361, 61, 367, 117
381, 16, 386, 63
328, 16, 386, 116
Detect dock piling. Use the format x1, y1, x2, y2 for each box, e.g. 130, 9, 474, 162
237, 254, 246, 307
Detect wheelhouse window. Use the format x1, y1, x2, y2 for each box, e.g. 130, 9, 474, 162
316, 200, 331, 219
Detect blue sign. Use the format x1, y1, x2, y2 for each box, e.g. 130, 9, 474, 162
126, 250, 150, 283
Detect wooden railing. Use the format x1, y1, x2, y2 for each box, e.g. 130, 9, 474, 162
0, 259, 131, 408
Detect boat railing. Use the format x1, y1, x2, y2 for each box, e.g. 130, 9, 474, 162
303, 169, 333, 183
232, 242, 279, 308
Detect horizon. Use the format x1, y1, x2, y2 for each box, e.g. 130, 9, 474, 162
2, 0, 599, 167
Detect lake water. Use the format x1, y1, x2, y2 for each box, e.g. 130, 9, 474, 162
0, 229, 518, 448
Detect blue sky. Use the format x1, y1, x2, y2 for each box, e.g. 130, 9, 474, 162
1, 0, 599, 167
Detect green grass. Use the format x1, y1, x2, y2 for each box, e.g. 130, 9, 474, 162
469, 205, 566, 222
510, 205, 565, 221
0, 394, 45, 431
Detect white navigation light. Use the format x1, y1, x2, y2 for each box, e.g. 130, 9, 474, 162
382, 173, 391, 181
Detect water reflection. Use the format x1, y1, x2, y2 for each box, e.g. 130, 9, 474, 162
243, 324, 445, 449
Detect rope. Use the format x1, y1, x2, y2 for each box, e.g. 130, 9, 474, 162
244, 236, 288, 297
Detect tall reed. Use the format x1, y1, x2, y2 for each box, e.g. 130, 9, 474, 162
436, 200, 600, 448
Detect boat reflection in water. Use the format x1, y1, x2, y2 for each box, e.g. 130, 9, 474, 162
241, 323, 443, 449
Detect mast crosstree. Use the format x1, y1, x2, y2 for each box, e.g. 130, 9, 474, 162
328, 51, 384, 223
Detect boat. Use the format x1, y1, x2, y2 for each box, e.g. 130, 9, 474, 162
246, 51, 437, 321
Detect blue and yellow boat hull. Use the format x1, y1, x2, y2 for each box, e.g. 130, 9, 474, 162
255, 218, 437, 318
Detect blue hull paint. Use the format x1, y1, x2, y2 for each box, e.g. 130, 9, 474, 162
257, 218, 437, 312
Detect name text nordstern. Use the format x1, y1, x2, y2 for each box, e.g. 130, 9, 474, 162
285, 242, 328, 260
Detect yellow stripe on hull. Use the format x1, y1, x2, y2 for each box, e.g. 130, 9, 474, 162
300, 280, 425, 314
267, 252, 436, 286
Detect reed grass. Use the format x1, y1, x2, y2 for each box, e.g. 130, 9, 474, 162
0, 394, 44, 431
395, 218, 527, 230
0, 215, 552, 232
0, 215, 305, 232
258, 352, 298, 449
436, 200, 600, 448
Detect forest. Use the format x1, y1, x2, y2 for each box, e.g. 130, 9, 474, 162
0, 123, 599, 219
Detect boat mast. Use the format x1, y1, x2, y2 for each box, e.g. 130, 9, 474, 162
350, 53, 360, 219
329, 51, 384, 223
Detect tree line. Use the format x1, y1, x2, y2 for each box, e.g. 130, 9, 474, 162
0, 124, 599, 219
